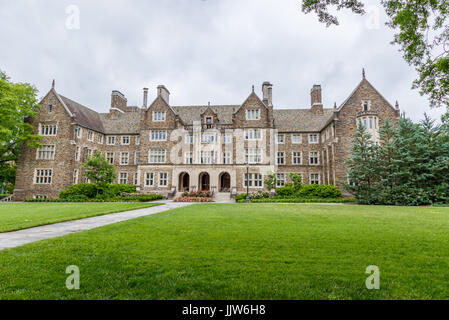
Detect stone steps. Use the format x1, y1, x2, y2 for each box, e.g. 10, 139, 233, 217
213, 192, 232, 202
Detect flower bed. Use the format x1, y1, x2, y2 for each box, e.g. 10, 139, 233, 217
174, 190, 213, 203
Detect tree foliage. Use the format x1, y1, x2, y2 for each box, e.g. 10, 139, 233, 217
264, 171, 277, 191
82, 152, 117, 187
301, 0, 449, 109
344, 115, 449, 205
0, 70, 41, 186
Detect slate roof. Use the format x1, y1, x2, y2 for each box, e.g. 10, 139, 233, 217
172, 105, 238, 125
59, 95, 105, 133
57, 92, 334, 133
273, 108, 335, 132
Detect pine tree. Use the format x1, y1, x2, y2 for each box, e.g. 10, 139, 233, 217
344, 122, 379, 204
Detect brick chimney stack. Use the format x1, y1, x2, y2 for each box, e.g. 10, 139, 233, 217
311, 85, 323, 114
110, 90, 127, 115
262, 82, 273, 107
157, 85, 170, 104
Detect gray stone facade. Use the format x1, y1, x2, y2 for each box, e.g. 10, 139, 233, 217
13, 73, 400, 200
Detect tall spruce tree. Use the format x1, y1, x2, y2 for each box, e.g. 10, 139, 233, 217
344, 122, 379, 204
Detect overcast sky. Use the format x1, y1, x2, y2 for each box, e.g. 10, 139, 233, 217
0, 0, 444, 121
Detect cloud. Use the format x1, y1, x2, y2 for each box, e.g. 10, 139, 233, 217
0, 0, 444, 121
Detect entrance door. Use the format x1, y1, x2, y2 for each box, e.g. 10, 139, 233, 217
220, 172, 231, 192
179, 172, 190, 192
199, 173, 210, 191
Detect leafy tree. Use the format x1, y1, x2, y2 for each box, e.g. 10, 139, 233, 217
343, 122, 379, 203
289, 172, 303, 192
264, 172, 277, 191
82, 152, 117, 188
0, 70, 41, 189
301, 0, 449, 109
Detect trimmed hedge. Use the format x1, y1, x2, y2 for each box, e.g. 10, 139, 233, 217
237, 197, 355, 204
59, 183, 137, 199
25, 194, 163, 203
297, 185, 342, 198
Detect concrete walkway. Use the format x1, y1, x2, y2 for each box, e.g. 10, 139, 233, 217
0, 201, 193, 250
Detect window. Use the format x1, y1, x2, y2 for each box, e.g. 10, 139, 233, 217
223, 152, 232, 164
119, 172, 128, 184
201, 134, 215, 144
73, 169, 79, 184
120, 152, 129, 165
206, 117, 212, 124
292, 135, 302, 144
86, 149, 93, 159
75, 127, 82, 138
37, 145, 55, 160
153, 111, 166, 122
247, 109, 260, 120
107, 136, 116, 145
75, 146, 80, 162
223, 134, 232, 144
35, 169, 52, 184
200, 151, 216, 164
122, 136, 130, 145
48, 104, 53, 113
185, 135, 194, 144
145, 173, 154, 186
277, 152, 285, 165
134, 152, 140, 165
292, 152, 301, 165
309, 151, 319, 165
362, 100, 370, 111
96, 134, 103, 144
185, 152, 193, 164
159, 172, 168, 187
310, 173, 320, 184
244, 173, 263, 187
106, 152, 114, 164
149, 150, 166, 163
245, 129, 262, 140
134, 173, 139, 185
136, 136, 140, 145
245, 148, 262, 164
40, 124, 57, 136
151, 130, 167, 141
309, 134, 318, 144
87, 131, 93, 141
276, 173, 285, 187
276, 134, 284, 144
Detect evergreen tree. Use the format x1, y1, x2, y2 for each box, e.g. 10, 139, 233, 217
344, 122, 379, 204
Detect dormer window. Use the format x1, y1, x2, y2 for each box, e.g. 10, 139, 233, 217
205, 117, 213, 128
153, 111, 166, 122
247, 109, 260, 120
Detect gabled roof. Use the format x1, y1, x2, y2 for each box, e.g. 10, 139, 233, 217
232, 91, 268, 115
337, 78, 395, 112
58, 95, 105, 133
172, 105, 238, 125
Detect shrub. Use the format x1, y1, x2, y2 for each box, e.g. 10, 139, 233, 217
119, 194, 163, 202
275, 185, 296, 198
237, 197, 355, 203
297, 184, 342, 199
103, 184, 136, 197
59, 183, 98, 199
174, 196, 212, 203
289, 173, 303, 192
65, 195, 89, 202
249, 191, 270, 199
182, 191, 212, 198
236, 193, 247, 202
0, 194, 11, 200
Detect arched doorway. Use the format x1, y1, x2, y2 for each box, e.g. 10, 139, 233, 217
178, 172, 190, 192
219, 172, 231, 192
199, 172, 210, 191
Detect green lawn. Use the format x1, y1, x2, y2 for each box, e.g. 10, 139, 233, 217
0, 202, 162, 232
0, 203, 448, 299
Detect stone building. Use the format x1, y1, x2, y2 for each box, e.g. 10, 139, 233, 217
13, 71, 400, 201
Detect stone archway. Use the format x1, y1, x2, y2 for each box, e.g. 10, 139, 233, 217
198, 172, 210, 191
178, 172, 190, 192
219, 172, 231, 192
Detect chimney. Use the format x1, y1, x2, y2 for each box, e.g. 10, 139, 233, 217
262, 82, 273, 107
157, 85, 170, 104
310, 85, 323, 114
111, 90, 127, 112
143, 88, 149, 108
